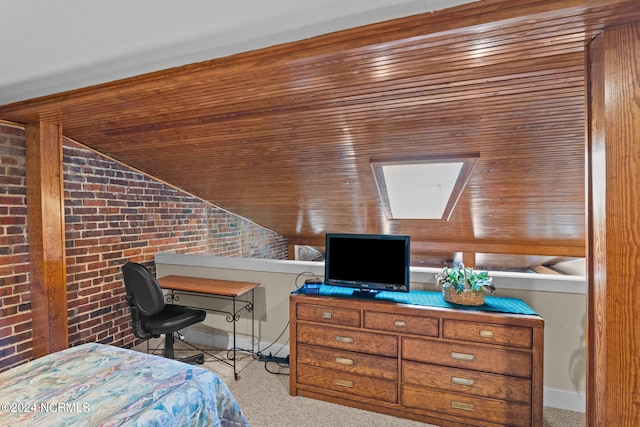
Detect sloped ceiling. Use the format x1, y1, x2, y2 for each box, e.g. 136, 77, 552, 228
2, 0, 639, 268
0, 0, 473, 105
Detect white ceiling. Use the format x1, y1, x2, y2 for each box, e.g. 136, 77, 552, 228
0, 0, 475, 106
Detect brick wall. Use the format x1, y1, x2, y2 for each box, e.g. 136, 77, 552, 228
208, 209, 288, 258
0, 125, 30, 371
0, 123, 288, 372
296, 245, 324, 261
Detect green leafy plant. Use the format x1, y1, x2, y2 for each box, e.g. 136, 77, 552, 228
435, 264, 496, 294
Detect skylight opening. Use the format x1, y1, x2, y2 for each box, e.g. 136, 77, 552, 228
371, 155, 478, 220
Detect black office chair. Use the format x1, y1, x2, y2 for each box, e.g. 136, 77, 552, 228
121, 262, 206, 364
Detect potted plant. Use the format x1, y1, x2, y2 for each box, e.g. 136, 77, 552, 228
435, 264, 495, 306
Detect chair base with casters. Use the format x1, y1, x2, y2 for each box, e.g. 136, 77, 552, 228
143, 304, 207, 364
122, 262, 207, 365
141, 332, 206, 365
164, 333, 205, 364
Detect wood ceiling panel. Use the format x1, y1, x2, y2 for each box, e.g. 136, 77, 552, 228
3, 0, 638, 268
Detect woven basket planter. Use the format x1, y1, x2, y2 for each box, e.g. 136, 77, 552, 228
442, 284, 484, 306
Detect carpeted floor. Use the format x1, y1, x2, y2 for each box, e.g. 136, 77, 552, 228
133, 340, 585, 427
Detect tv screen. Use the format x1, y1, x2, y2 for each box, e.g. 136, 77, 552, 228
324, 233, 410, 297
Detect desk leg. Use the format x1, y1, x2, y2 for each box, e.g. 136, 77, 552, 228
232, 296, 238, 380
251, 289, 255, 355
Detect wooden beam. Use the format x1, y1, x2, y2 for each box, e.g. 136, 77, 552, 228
587, 21, 640, 426
407, 240, 584, 257
26, 121, 68, 357
586, 29, 606, 427
461, 251, 476, 269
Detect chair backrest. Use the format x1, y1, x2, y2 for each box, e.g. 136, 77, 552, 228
121, 262, 165, 318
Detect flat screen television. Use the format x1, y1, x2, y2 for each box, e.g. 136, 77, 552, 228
324, 233, 410, 297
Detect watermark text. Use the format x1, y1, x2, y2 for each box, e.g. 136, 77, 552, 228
1, 402, 91, 413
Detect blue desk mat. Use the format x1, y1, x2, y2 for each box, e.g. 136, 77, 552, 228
294, 284, 538, 316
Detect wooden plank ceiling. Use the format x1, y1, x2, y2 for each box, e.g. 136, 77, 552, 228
2, 0, 639, 269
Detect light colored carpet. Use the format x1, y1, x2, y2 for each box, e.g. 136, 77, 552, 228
133, 340, 585, 427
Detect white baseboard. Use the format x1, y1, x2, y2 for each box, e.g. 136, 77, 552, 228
544, 386, 586, 413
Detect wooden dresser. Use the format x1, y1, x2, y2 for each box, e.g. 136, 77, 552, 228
290, 292, 544, 427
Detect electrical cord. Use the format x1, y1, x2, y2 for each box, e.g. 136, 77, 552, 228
264, 360, 290, 376
294, 271, 321, 290
253, 271, 317, 374
215, 271, 322, 375
255, 320, 289, 357
221, 272, 298, 361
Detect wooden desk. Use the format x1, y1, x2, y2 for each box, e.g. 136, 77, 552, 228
158, 275, 260, 380
159, 275, 259, 297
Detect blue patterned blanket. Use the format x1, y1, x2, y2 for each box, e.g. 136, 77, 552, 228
0, 343, 249, 427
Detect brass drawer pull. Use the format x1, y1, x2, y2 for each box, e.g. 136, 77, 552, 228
394, 320, 406, 327
479, 329, 493, 338
450, 351, 475, 361
334, 379, 354, 388
335, 336, 354, 344
321, 311, 332, 319
451, 401, 475, 412
335, 357, 354, 366
451, 376, 475, 387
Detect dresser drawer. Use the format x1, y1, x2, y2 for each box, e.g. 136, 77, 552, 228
402, 384, 531, 427
364, 311, 439, 337
403, 337, 532, 378
298, 365, 397, 403
298, 344, 397, 381
443, 319, 533, 348
297, 303, 361, 327
298, 323, 397, 357
290, 293, 543, 427
403, 360, 531, 404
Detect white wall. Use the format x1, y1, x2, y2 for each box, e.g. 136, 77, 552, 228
155, 252, 586, 412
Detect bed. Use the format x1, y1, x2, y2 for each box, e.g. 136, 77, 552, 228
0, 342, 249, 427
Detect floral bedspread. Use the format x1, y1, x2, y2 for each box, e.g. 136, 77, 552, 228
0, 343, 249, 427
